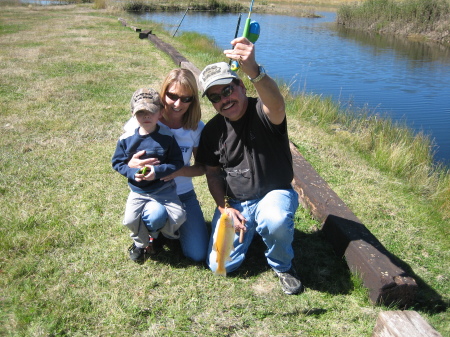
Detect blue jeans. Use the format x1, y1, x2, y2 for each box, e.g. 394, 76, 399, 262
123, 183, 185, 248
207, 188, 299, 274
142, 189, 208, 262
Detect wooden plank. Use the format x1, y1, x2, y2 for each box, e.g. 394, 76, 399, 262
147, 33, 188, 66
289, 142, 418, 306
372, 311, 442, 337
180, 61, 201, 78
139, 30, 152, 39
118, 18, 142, 32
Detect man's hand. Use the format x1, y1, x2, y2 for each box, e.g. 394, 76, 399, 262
220, 206, 247, 233
223, 37, 259, 78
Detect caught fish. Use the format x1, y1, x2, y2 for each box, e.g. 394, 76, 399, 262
212, 210, 235, 277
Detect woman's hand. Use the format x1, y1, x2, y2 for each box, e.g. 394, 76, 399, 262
160, 170, 180, 182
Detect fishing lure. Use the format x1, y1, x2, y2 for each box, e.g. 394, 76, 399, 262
138, 167, 148, 175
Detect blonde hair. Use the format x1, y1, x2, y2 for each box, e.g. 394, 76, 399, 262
160, 68, 201, 131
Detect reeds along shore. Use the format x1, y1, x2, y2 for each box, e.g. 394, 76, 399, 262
111, 0, 245, 12
282, 88, 450, 220
337, 0, 450, 45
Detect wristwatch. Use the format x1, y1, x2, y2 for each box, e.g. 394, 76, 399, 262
248, 65, 266, 83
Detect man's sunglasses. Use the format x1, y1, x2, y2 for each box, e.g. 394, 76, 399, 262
207, 85, 234, 104
166, 92, 194, 103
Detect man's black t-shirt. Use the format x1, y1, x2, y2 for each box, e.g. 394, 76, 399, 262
196, 97, 293, 201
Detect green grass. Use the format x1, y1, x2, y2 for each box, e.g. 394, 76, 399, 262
0, 3, 448, 336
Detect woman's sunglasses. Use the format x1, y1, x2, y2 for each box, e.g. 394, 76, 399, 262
207, 85, 234, 104
166, 92, 194, 103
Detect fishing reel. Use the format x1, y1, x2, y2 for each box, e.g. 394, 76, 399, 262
230, 20, 260, 71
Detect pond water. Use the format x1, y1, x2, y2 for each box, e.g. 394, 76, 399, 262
132, 10, 450, 166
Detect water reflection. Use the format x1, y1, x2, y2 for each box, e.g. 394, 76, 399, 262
335, 26, 450, 64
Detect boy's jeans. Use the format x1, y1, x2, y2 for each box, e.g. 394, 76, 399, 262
123, 182, 185, 248
207, 188, 299, 274
142, 189, 208, 262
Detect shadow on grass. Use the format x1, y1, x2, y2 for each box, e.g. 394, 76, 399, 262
386, 253, 449, 314
144, 224, 354, 296
140, 234, 206, 268
138, 222, 447, 312
232, 228, 354, 296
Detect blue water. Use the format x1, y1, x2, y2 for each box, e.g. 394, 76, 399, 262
141, 11, 450, 166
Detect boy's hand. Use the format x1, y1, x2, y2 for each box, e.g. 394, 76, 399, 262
142, 166, 155, 181
134, 165, 155, 181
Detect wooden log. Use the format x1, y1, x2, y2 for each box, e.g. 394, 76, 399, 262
180, 61, 201, 78
289, 142, 418, 306
118, 18, 143, 32
372, 311, 442, 337
139, 30, 152, 39
147, 33, 188, 66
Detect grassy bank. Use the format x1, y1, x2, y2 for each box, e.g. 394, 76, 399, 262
1, 4, 449, 336
337, 0, 450, 45
110, 0, 319, 18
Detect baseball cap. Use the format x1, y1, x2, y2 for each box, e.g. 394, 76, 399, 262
199, 62, 239, 96
130, 88, 161, 115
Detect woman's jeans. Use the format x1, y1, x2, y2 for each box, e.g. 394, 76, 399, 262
142, 189, 208, 262
207, 188, 299, 274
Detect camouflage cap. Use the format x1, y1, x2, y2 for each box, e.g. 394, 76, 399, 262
130, 88, 161, 115
199, 62, 239, 96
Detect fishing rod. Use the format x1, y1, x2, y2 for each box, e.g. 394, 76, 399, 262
173, 7, 189, 37
229, 13, 242, 66
230, 0, 260, 71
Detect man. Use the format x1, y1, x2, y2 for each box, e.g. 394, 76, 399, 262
196, 37, 302, 295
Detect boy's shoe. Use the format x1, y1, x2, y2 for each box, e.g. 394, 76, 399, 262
128, 243, 146, 263
145, 237, 156, 256
275, 267, 303, 295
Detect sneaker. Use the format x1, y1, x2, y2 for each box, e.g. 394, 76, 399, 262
128, 243, 146, 263
275, 267, 303, 295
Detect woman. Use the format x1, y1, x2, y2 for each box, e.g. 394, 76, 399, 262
125, 68, 208, 262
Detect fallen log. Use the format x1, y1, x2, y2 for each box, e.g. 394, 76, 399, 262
147, 33, 188, 66
290, 142, 418, 306
180, 61, 201, 78
372, 311, 442, 337
139, 30, 152, 39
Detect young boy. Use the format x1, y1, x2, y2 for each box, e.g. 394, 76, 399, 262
112, 88, 186, 263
